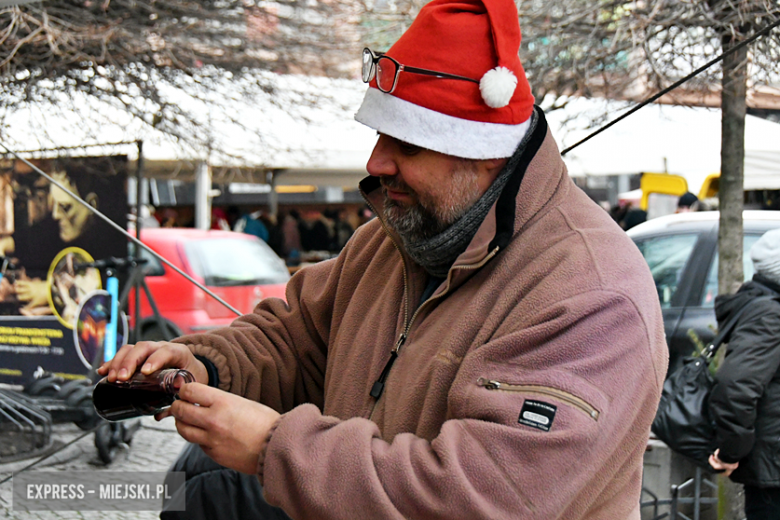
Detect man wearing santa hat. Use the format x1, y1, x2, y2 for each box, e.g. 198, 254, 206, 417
102, 0, 668, 518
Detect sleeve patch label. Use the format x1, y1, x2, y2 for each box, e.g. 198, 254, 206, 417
518, 400, 557, 432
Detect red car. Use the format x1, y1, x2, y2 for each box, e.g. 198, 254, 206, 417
129, 228, 290, 339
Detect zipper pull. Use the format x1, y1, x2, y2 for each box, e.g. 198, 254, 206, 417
477, 377, 501, 390
370, 334, 407, 399
392, 333, 407, 354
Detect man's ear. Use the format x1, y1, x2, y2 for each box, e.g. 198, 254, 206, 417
85, 193, 98, 209
484, 158, 508, 171
479, 157, 509, 179
475, 157, 509, 192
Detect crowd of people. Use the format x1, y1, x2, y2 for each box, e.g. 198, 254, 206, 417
135, 203, 376, 263
608, 191, 705, 231
133, 185, 714, 264
139, 189, 707, 257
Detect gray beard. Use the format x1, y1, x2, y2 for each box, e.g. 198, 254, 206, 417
381, 153, 518, 277
383, 198, 445, 243
380, 108, 537, 277
381, 163, 482, 245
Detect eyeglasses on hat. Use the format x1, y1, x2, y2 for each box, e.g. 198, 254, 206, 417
361, 48, 479, 94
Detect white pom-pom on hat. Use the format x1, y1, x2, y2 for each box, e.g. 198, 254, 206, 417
479, 66, 518, 108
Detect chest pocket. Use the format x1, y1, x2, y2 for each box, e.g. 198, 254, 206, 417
474, 375, 606, 434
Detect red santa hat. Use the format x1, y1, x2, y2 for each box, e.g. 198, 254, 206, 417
355, 0, 535, 160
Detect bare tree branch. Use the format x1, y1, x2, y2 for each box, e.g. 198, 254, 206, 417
0, 0, 363, 152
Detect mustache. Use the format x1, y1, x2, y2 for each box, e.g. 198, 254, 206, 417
379, 175, 409, 192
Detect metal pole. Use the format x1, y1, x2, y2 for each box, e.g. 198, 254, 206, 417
195, 161, 211, 230
134, 140, 143, 342
693, 467, 702, 520
670, 483, 679, 520
267, 170, 278, 220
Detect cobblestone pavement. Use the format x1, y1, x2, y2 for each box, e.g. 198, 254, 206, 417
0, 416, 187, 520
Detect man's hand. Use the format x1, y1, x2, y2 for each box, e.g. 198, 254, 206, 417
167, 383, 281, 475
709, 449, 739, 477
97, 341, 209, 385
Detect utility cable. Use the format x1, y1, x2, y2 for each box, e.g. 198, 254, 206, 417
0, 141, 242, 317
561, 16, 780, 156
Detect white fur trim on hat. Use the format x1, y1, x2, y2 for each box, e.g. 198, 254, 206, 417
751, 228, 780, 285
480, 67, 518, 109
354, 88, 531, 160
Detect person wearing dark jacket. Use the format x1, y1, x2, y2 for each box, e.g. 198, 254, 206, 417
709, 228, 780, 520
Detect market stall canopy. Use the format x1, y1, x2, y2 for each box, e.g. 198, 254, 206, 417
743, 151, 780, 190
2, 72, 376, 187
546, 97, 780, 195
3, 79, 778, 193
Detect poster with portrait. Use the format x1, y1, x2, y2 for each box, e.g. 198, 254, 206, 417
0, 156, 128, 384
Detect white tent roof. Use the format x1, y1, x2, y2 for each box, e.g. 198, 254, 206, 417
2, 72, 376, 183
546, 97, 780, 194
3, 80, 779, 194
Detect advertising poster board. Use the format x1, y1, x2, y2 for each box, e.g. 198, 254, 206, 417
0, 156, 128, 384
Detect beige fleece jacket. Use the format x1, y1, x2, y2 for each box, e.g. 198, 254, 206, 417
174, 112, 668, 520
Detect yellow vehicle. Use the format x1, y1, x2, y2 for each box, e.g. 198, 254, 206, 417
638, 172, 690, 219
623, 169, 778, 221
698, 174, 719, 200
696, 173, 780, 210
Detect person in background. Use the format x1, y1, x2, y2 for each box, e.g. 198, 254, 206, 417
623, 205, 648, 231
141, 205, 160, 229
610, 201, 631, 228
280, 210, 302, 259
333, 208, 355, 251
211, 207, 230, 231
357, 205, 375, 227
259, 213, 284, 257
234, 208, 270, 243
101, 0, 667, 517
676, 191, 699, 213
297, 209, 331, 252
160, 208, 179, 228
709, 228, 780, 520
226, 205, 242, 230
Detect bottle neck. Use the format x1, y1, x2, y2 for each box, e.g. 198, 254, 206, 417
159, 369, 195, 394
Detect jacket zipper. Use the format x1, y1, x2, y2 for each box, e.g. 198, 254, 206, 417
370, 333, 406, 398
477, 378, 600, 420
360, 195, 411, 408
362, 189, 503, 415
368, 245, 501, 400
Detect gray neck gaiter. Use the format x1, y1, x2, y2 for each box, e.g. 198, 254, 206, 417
401, 164, 512, 278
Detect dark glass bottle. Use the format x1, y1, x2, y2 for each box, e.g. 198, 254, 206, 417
92, 369, 194, 421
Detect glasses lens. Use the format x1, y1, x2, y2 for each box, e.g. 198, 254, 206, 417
376, 57, 398, 93
362, 49, 375, 83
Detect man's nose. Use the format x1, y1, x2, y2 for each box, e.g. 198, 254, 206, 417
366, 134, 398, 177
